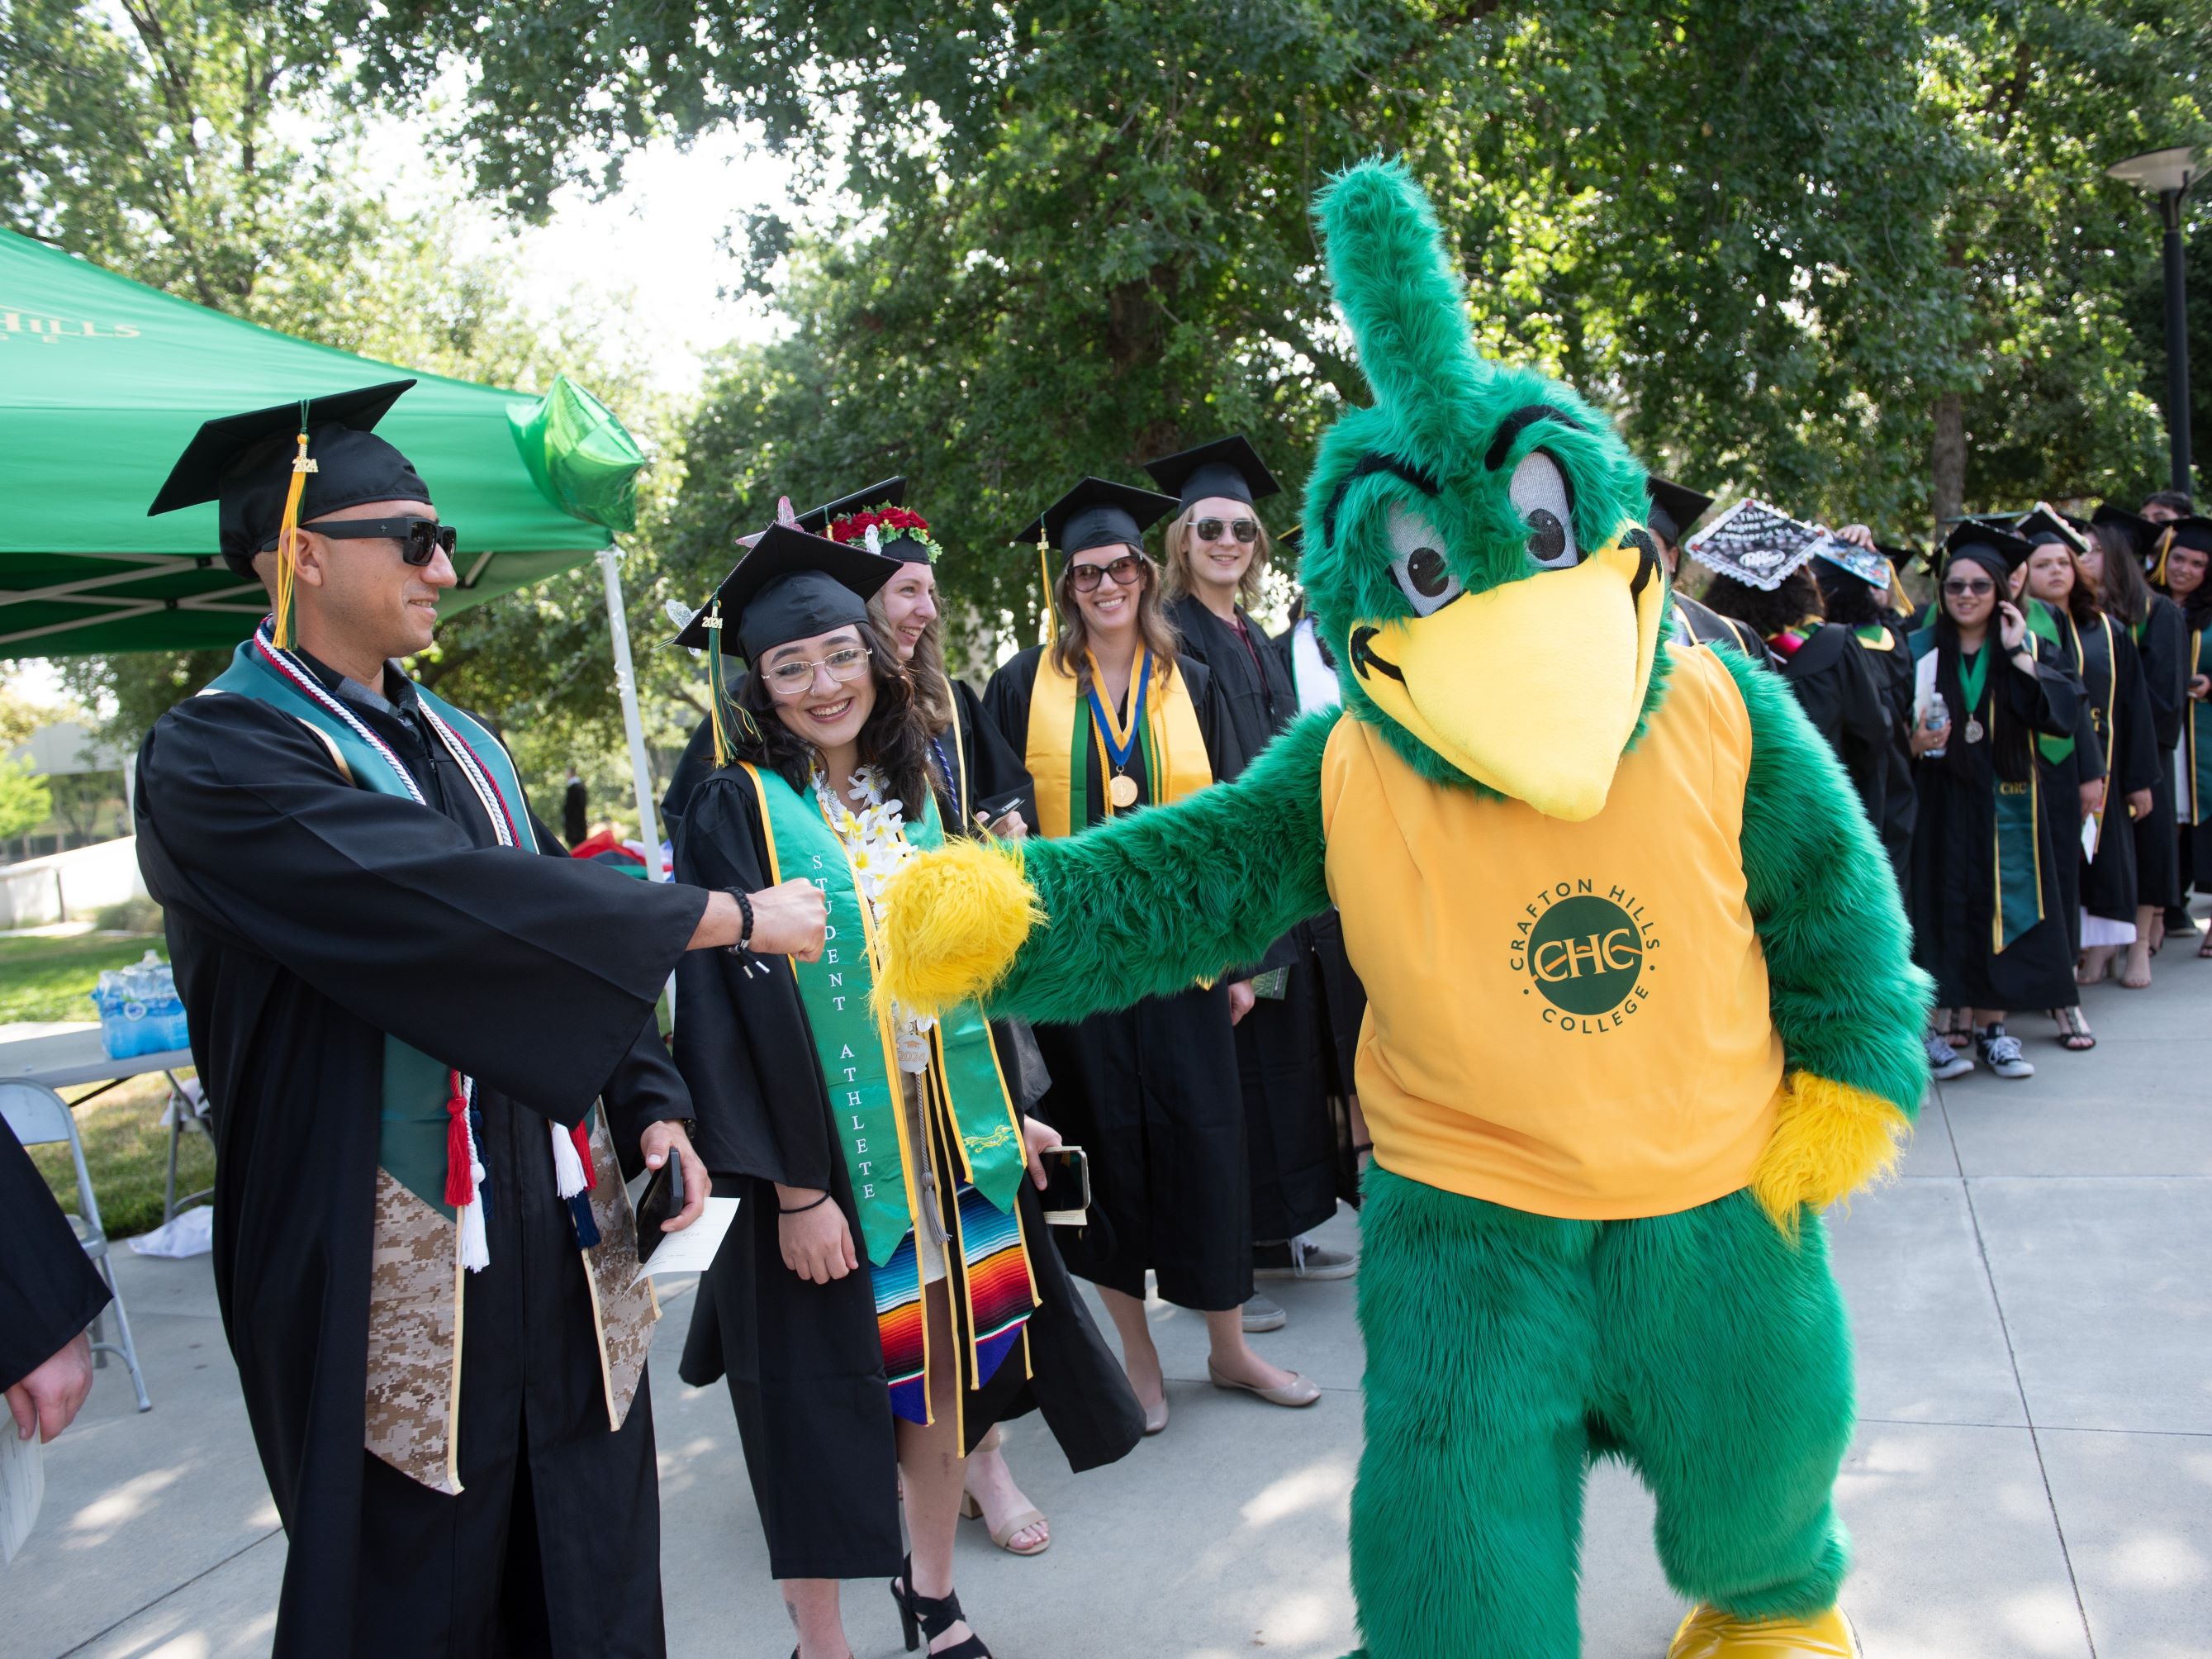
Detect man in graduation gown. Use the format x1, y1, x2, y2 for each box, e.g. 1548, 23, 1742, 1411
1146, 438, 1355, 1313
132, 383, 822, 1657
1648, 476, 1771, 660
2, 1125, 110, 1443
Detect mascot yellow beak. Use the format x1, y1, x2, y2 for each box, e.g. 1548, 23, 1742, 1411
1347, 534, 1666, 820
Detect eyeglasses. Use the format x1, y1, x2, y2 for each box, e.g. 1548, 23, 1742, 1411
1942, 578, 1996, 597
1193, 517, 1259, 544
1069, 554, 1147, 592
307, 517, 459, 567
762, 644, 871, 695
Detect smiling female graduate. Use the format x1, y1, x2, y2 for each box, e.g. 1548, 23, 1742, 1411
665, 525, 1141, 1659
984, 478, 1322, 1430
1906, 522, 2085, 1078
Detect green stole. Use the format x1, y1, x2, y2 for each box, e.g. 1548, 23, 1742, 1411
2191, 627, 2212, 825
2025, 600, 2078, 767
204, 635, 581, 1212
738, 763, 1027, 1265
1911, 627, 2044, 950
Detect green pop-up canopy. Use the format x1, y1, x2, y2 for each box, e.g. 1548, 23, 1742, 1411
0, 228, 611, 655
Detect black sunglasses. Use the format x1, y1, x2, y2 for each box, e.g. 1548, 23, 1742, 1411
306, 517, 459, 567
1193, 516, 1260, 544
1068, 554, 1148, 592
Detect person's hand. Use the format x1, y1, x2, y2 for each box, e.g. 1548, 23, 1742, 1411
776, 1186, 857, 1284
1910, 706, 1950, 756
2191, 674, 2211, 701
1227, 980, 1257, 1027
1997, 601, 2029, 654
748, 879, 828, 961
7, 1331, 94, 1443
2129, 787, 2155, 821
1020, 1115, 1062, 1190
2080, 779, 2106, 823
639, 1120, 707, 1231
981, 808, 1028, 841
1836, 523, 1877, 551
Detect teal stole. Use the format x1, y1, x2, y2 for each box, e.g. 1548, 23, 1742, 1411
2191, 627, 2212, 825
738, 763, 1037, 1424
1911, 627, 2044, 949
2025, 601, 2078, 767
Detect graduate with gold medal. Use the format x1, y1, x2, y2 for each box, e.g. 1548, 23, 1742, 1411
981, 478, 1322, 1426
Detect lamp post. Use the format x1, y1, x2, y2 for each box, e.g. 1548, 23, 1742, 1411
2108, 146, 2201, 497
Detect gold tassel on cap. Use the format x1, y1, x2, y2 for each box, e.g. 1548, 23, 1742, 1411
1037, 526, 1057, 647
272, 402, 316, 649
2154, 525, 2176, 589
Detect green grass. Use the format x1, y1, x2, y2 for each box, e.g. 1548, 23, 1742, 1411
0, 929, 197, 1237
0, 931, 168, 1024
30, 1074, 211, 1240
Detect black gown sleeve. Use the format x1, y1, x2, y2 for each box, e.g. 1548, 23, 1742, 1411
2073, 673, 2107, 785
134, 695, 707, 1124
954, 678, 1036, 834
0, 1127, 111, 1393
2112, 627, 2161, 795
2143, 601, 2188, 753
2011, 637, 2081, 738
660, 715, 719, 845
1184, 655, 1243, 780
669, 772, 837, 1188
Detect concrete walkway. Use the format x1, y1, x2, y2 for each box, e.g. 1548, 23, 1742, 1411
7, 954, 2208, 1657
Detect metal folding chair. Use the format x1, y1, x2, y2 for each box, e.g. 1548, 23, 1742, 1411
163, 1075, 213, 1229
1, 1081, 152, 1412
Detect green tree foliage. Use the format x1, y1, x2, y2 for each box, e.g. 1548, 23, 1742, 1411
0, 756, 53, 840
349, 0, 2211, 617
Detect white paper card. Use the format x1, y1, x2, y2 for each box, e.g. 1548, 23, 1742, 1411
0, 1422, 45, 1566
629, 1196, 739, 1285
2081, 812, 2100, 860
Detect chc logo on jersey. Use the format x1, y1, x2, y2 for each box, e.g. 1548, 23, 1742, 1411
1509, 880, 1658, 1033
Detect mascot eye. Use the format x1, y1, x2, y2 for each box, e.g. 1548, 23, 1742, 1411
1386, 503, 1463, 616
1509, 451, 1579, 570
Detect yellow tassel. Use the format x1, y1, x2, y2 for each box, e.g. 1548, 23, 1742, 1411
1037, 531, 1057, 648
874, 838, 1042, 1015
2153, 525, 2175, 589
272, 423, 313, 649
1749, 1072, 1913, 1238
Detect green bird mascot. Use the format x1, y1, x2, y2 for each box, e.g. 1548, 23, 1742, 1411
880, 159, 1928, 1659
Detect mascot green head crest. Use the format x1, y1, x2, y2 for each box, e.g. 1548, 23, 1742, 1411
1301, 159, 1665, 820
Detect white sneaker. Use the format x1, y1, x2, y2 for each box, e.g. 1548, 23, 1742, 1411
1975, 1025, 2034, 1079
1925, 1032, 1974, 1081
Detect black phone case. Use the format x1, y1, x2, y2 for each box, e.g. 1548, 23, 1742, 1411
633, 1162, 676, 1264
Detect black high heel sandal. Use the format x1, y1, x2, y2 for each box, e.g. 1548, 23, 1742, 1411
890, 1553, 992, 1657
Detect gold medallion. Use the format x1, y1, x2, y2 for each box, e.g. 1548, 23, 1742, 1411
1108, 772, 1140, 809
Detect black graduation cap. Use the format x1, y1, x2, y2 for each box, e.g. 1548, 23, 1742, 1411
1279, 525, 1306, 556
1876, 541, 1928, 573
2167, 516, 2212, 555
1943, 519, 2032, 578
676, 524, 901, 660
795, 478, 905, 534
1011, 477, 1179, 559
1645, 477, 1713, 547
2091, 503, 2155, 559
2014, 504, 2086, 551
147, 381, 426, 578
1142, 436, 1282, 511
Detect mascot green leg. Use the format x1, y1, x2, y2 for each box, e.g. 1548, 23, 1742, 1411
1346, 1171, 1854, 1658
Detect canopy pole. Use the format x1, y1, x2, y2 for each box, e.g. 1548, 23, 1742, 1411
596, 540, 668, 887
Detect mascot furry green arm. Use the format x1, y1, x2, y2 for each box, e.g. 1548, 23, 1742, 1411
884, 159, 1928, 1659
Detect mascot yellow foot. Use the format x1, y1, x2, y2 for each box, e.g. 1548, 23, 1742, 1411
1668, 1604, 1859, 1658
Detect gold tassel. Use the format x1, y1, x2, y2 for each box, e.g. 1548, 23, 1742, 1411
2153, 525, 2176, 589
1037, 530, 1057, 647
272, 409, 316, 649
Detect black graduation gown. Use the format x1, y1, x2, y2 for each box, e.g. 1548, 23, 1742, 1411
983, 645, 1256, 1311
0, 1124, 111, 1391
1855, 623, 1919, 891
1673, 592, 1770, 660
1777, 623, 1892, 847
1907, 635, 2083, 1011
135, 679, 705, 1659
2133, 597, 2187, 910
667, 772, 1141, 1581
2080, 617, 2157, 925
1165, 595, 1341, 1242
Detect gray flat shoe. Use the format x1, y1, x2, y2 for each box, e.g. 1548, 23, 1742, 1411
1242, 1293, 1286, 1333
1207, 1360, 1322, 1407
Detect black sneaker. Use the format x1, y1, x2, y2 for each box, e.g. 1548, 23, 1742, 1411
1974, 1024, 2034, 1080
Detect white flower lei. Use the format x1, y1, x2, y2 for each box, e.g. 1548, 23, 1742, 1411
814, 762, 937, 1072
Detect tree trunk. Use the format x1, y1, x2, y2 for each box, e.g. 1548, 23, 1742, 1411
1931, 390, 1965, 530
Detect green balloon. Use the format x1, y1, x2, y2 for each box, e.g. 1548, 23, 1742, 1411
507, 375, 645, 534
